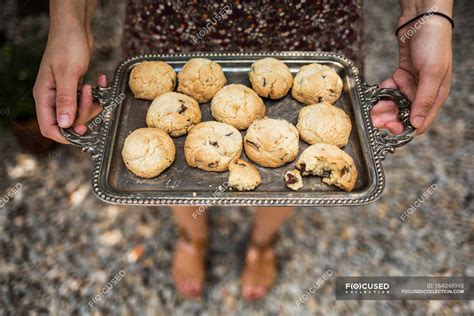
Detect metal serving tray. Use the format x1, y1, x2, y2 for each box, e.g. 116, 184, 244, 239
62, 52, 415, 206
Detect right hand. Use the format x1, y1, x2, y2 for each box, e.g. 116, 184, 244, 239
33, 24, 101, 143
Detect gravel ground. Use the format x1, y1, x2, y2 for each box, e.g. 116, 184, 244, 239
1, 0, 473, 315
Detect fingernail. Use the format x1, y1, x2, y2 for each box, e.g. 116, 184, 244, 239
74, 125, 87, 135
412, 116, 424, 128
58, 114, 70, 128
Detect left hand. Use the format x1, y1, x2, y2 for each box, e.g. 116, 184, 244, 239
371, 15, 453, 135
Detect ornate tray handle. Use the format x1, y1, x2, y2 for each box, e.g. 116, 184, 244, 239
60, 85, 116, 160
364, 84, 417, 161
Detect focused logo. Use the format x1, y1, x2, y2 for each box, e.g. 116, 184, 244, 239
345, 282, 390, 294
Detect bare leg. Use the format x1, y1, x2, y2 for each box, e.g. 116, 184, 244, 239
171, 206, 208, 298
251, 206, 294, 244
241, 206, 294, 301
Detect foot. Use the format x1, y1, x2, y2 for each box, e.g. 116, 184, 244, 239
172, 234, 207, 299
241, 243, 276, 301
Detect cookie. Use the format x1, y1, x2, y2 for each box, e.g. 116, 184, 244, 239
244, 117, 299, 168
249, 57, 293, 99
211, 84, 266, 130
177, 58, 227, 103
146, 92, 201, 137
184, 121, 242, 172
284, 169, 304, 191
291, 63, 343, 105
295, 143, 357, 192
128, 61, 176, 100
228, 159, 262, 191
122, 128, 175, 178
297, 102, 352, 147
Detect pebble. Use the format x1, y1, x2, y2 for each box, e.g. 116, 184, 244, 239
1, 0, 472, 315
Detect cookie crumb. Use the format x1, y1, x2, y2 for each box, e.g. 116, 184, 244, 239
284, 169, 303, 191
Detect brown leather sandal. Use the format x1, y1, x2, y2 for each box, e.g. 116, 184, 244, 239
172, 227, 208, 299
241, 233, 279, 301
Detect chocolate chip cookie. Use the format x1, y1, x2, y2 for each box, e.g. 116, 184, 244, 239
291, 63, 343, 105
128, 61, 176, 100
184, 121, 242, 172
244, 117, 299, 168
249, 57, 293, 99
122, 128, 176, 178
177, 58, 227, 103
297, 102, 352, 147
146, 92, 201, 137
211, 84, 266, 130
295, 143, 357, 192
284, 169, 304, 191
228, 159, 262, 191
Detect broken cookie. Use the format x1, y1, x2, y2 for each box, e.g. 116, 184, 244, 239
295, 143, 357, 192
284, 169, 303, 191
228, 159, 262, 191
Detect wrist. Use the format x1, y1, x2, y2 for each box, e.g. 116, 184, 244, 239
49, 0, 90, 35
49, 19, 86, 37
399, 0, 453, 21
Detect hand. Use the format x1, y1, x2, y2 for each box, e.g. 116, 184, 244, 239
371, 15, 453, 135
33, 24, 100, 143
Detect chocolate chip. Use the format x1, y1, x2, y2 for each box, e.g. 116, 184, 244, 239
225, 132, 233, 136
299, 163, 306, 172
341, 166, 350, 176
209, 141, 218, 147
286, 173, 298, 185
238, 163, 247, 167
245, 140, 260, 150
321, 169, 332, 178
262, 78, 266, 87
177, 104, 187, 114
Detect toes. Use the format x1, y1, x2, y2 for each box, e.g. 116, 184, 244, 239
243, 286, 252, 299
254, 285, 267, 299
175, 278, 203, 298
243, 285, 268, 301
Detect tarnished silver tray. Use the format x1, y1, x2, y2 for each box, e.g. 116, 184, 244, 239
62, 52, 415, 206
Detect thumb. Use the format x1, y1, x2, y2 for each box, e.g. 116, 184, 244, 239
55, 71, 80, 128
410, 70, 443, 129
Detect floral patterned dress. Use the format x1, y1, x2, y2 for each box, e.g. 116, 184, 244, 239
123, 0, 364, 69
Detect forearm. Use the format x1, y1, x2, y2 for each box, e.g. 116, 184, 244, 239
49, 0, 98, 33
399, 0, 453, 18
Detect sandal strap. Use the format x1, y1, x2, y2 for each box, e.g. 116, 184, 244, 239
249, 232, 280, 250
178, 227, 208, 249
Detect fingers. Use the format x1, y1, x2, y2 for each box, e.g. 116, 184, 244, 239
54, 70, 80, 129
379, 78, 398, 90
73, 75, 107, 135
410, 68, 445, 132
384, 120, 404, 135
371, 78, 398, 115
97, 74, 107, 87
416, 71, 451, 134
371, 110, 398, 128
371, 78, 399, 130
73, 84, 94, 135
392, 68, 417, 101
33, 67, 69, 144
